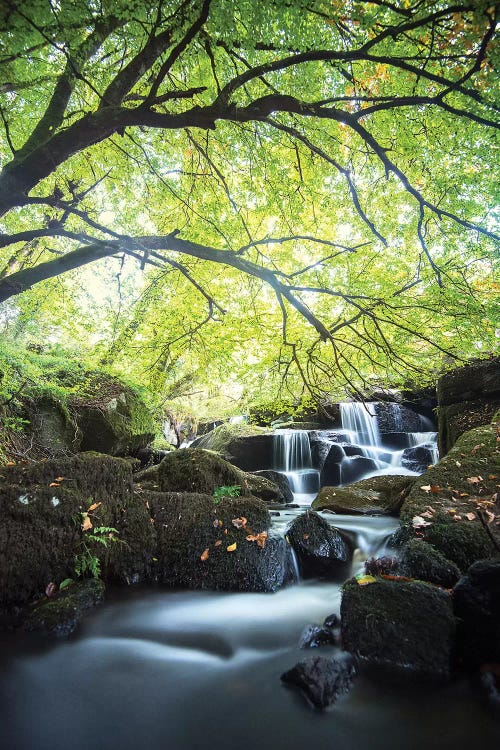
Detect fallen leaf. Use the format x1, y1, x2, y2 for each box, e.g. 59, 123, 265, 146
212, 519, 219, 528
430, 485, 441, 494
54, 476, 66, 482
303, 533, 310, 540
232, 517, 247, 529
420, 485, 431, 493
453, 515, 462, 521
448, 508, 457, 514
88, 502, 102, 512
471, 444, 484, 455
49, 482, 60, 487
488, 475, 498, 480
421, 511, 434, 518
245, 531, 268, 548
455, 461, 462, 467
81, 514, 93, 531
226, 542, 237, 552
214, 540, 222, 547
356, 574, 377, 586
465, 512, 476, 521
459, 492, 469, 497
200, 548, 209, 561
467, 476, 483, 484
45, 582, 57, 598
412, 515, 431, 527
224, 529, 228, 535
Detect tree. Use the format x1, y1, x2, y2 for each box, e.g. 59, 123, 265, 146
0, 0, 498, 403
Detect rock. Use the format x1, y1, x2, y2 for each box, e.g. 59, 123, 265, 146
401, 444, 436, 472
380, 432, 413, 449
323, 613, 340, 628
251, 471, 294, 503
21, 393, 81, 456
400, 421, 499, 567
453, 559, 500, 668
0, 453, 156, 614
148, 491, 294, 592
157, 448, 286, 503
437, 357, 500, 454
281, 654, 356, 709
437, 357, 500, 407
319, 443, 346, 484
398, 539, 461, 588
475, 670, 500, 717
341, 577, 456, 679
286, 511, 351, 579
310, 436, 338, 470
312, 475, 413, 515
438, 400, 500, 456
70, 373, 155, 456
299, 624, 339, 649
342, 444, 364, 457
277, 421, 323, 430
340, 455, 378, 485
190, 423, 275, 470
23, 579, 106, 637
374, 402, 428, 433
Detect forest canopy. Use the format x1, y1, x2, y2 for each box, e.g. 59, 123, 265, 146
0, 0, 498, 416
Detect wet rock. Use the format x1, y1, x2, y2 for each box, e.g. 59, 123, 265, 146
319, 444, 345, 485
252, 471, 294, 503
149, 491, 294, 592
340, 455, 378, 485
380, 432, 412, 449
158, 448, 285, 503
323, 613, 340, 629
281, 654, 356, 709
398, 539, 461, 588
374, 402, 426, 433
453, 559, 500, 669
401, 444, 436, 473
312, 475, 412, 516
342, 444, 364, 457
286, 511, 351, 579
23, 579, 105, 637
190, 423, 275, 470
299, 624, 339, 649
341, 577, 456, 679
310, 436, 337, 471
475, 669, 500, 717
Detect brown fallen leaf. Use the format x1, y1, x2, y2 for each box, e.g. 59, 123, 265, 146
81, 514, 93, 531
54, 476, 66, 482
200, 548, 209, 562
430, 485, 441, 494
471, 444, 485, 455
467, 476, 483, 484
465, 512, 476, 521
214, 540, 222, 547
88, 502, 102, 512
453, 515, 462, 521
246, 531, 268, 548
232, 517, 247, 529
49, 482, 60, 487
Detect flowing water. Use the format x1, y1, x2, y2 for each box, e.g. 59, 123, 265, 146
1, 405, 497, 749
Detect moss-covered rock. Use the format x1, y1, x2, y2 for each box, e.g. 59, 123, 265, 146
0, 453, 153, 613
312, 475, 413, 515
146, 491, 293, 591
252, 471, 294, 504
191, 422, 275, 470
400, 422, 499, 568
70, 373, 155, 456
157, 448, 285, 503
21, 393, 82, 456
341, 577, 456, 679
438, 400, 500, 456
23, 579, 105, 637
286, 510, 351, 579
398, 539, 461, 588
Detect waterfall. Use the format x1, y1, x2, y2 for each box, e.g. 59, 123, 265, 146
339, 402, 381, 447
272, 430, 320, 498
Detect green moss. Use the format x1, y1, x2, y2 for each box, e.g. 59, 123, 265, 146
23, 579, 106, 637
423, 521, 494, 572
312, 475, 413, 515
398, 539, 461, 587
194, 422, 269, 451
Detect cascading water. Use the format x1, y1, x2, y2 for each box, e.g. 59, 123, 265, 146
272, 430, 320, 498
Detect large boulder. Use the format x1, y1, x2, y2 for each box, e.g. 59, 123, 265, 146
21, 393, 82, 456
437, 357, 500, 454
401, 444, 436, 473
319, 443, 345, 485
0, 453, 155, 615
453, 559, 500, 669
70, 373, 155, 456
341, 577, 456, 679
312, 475, 413, 515
157, 448, 286, 503
286, 511, 351, 579
400, 419, 499, 569
339, 455, 378, 485
190, 423, 275, 470
374, 402, 429, 433
147, 491, 294, 592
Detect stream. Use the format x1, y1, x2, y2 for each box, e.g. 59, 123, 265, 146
1, 404, 499, 748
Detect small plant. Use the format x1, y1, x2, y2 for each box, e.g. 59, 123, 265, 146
213, 485, 241, 504
75, 526, 120, 578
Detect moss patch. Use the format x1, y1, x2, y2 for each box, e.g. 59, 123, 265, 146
23, 579, 105, 637
312, 475, 413, 515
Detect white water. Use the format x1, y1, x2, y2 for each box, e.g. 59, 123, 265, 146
273, 429, 320, 494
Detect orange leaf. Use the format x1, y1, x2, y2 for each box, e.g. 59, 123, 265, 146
54, 476, 65, 482
81, 515, 93, 531
6, 461, 15, 466
232, 517, 247, 529
430, 485, 441, 494
88, 502, 102, 512
200, 548, 209, 561
49, 482, 60, 487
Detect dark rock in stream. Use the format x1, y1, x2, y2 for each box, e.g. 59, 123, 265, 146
281, 654, 357, 709
398, 539, 461, 588
286, 511, 351, 580
401, 444, 436, 472
251, 470, 294, 503
453, 559, 500, 669
299, 624, 340, 649
341, 577, 456, 680
23, 579, 105, 637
